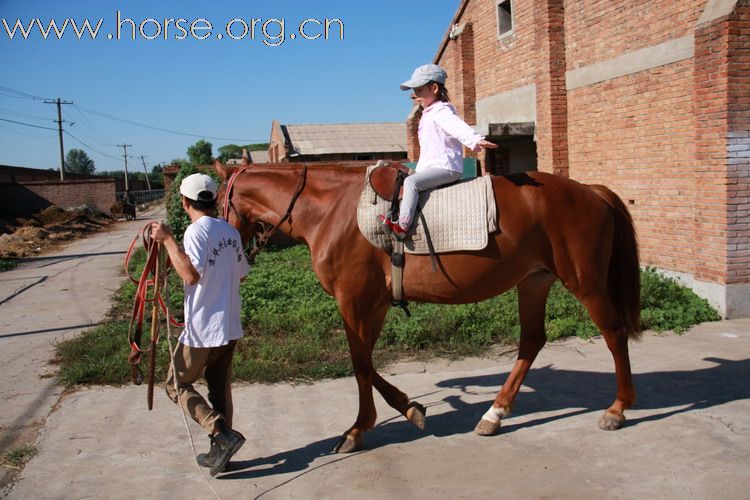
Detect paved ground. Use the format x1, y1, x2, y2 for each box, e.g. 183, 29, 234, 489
0, 207, 163, 488
1, 208, 749, 499
5, 317, 750, 499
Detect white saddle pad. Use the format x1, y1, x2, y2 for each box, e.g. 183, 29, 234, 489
357, 165, 498, 254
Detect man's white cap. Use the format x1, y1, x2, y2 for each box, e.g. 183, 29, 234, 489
400, 64, 447, 90
180, 173, 217, 201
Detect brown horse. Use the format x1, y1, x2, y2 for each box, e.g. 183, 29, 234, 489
215, 161, 641, 453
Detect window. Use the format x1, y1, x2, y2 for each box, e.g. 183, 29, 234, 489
497, 0, 513, 38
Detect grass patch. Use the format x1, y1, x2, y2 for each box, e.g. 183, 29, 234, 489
2, 445, 38, 469
57, 246, 720, 387
640, 267, 721, 333
0, 259, 17, 272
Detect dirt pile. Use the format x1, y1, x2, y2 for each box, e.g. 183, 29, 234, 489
0, 205, 114, 258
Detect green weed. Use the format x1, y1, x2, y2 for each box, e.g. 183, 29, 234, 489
56, 246, 721, 386
2, 445, 38, 468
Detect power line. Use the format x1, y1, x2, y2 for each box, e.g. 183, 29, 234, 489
73, 104, 263, 143
3, 85, 266, 143
67, 105, 116, 146
0, 107, 54, 121
63, 130, 122, 161
0, 116, 57, 131
0, 85, 51, 101
0, 123, 56, 139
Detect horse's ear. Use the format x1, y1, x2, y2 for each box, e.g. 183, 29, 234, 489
214, 159, 230, 180
241, 156, 249, 167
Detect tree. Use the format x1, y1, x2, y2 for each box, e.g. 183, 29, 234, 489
187, 140, 213, 166
65, 149, 96, 175
218, 144, 243, 163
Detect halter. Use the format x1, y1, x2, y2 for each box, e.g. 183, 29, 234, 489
222, 165, 308, 262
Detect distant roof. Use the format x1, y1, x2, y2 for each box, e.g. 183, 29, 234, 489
283, 122, 406, 155
248, 150, 268, 163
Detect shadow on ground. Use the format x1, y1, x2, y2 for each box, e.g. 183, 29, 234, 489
221, 357, 749, 481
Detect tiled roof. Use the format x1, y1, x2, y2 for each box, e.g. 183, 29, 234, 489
284, 122, 406, 155
249, 150, 269, 163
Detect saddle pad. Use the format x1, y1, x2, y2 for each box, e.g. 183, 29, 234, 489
357, 165, 498, 254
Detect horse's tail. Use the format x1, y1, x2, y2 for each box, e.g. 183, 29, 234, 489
589, 185, 642, 340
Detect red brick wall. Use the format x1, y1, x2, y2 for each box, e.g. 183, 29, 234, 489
5, 179, 116, 215
430, 0, 749, 292
470, 0, 538, 98
694, 13, 732, 284
565, 0, 707, 69
269, 120, 287, 163
727, 2, 750, 285
534, 0, 569, 175
568, 60, 696, 273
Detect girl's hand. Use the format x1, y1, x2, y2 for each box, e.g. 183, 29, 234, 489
475, 139, 499, 151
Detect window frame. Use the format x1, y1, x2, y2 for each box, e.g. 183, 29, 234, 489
497, 0, 514, 40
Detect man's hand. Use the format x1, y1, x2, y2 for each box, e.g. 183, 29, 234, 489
150, 221, 200, 285
151, 221, 173, 243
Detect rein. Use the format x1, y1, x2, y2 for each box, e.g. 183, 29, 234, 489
223, 165, 308, 262
124, 223, 182, 403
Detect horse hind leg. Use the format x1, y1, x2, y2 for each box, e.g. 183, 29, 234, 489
475, 272, 556, 436
579, 290, 636, 430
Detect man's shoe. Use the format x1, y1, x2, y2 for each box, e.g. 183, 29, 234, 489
196, 435, 226, 471
378, 215, 408, 240
210, 421, 245, 477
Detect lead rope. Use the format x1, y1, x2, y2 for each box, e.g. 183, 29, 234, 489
163, 269, 223, 499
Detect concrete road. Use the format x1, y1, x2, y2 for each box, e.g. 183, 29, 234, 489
0, 207, 163, 487
4, 316, 750, 499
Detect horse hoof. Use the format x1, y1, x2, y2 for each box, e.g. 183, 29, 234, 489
333, 433, 364, 453
598, 411, 625, 431
406, 401, 426, 430
474, 418, 501, 436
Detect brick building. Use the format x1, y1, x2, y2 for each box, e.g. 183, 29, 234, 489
414, 0, 749, 317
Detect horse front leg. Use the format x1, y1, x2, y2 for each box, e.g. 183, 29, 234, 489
364, 304, 427, 430
372, 372, 427, 430
333, 299, 383, 453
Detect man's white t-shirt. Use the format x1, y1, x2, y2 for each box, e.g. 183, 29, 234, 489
179, 216, 249, 348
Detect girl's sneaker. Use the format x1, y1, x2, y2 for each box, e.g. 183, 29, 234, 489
378, 215, 408, 240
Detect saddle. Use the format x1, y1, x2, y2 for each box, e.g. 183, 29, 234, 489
357, 163, 498, 255
369, 161, 411, 201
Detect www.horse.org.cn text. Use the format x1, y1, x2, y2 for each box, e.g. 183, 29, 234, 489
2, 11, 345, 46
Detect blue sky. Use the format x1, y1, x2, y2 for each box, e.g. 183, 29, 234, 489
0, 0, 461, 172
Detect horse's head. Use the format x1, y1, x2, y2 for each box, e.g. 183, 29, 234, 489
214, 159, 262, 250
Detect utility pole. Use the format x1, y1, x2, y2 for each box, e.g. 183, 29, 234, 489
44, 97, 73, 181
138, 155, 152, 190
117, 144, 132, 192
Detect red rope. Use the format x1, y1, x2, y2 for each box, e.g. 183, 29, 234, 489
125, 223, 182, 385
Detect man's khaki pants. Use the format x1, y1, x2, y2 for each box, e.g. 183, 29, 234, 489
166, 340, 237, 433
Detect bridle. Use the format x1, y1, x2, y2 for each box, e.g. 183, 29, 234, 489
222, 165, 308, 263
